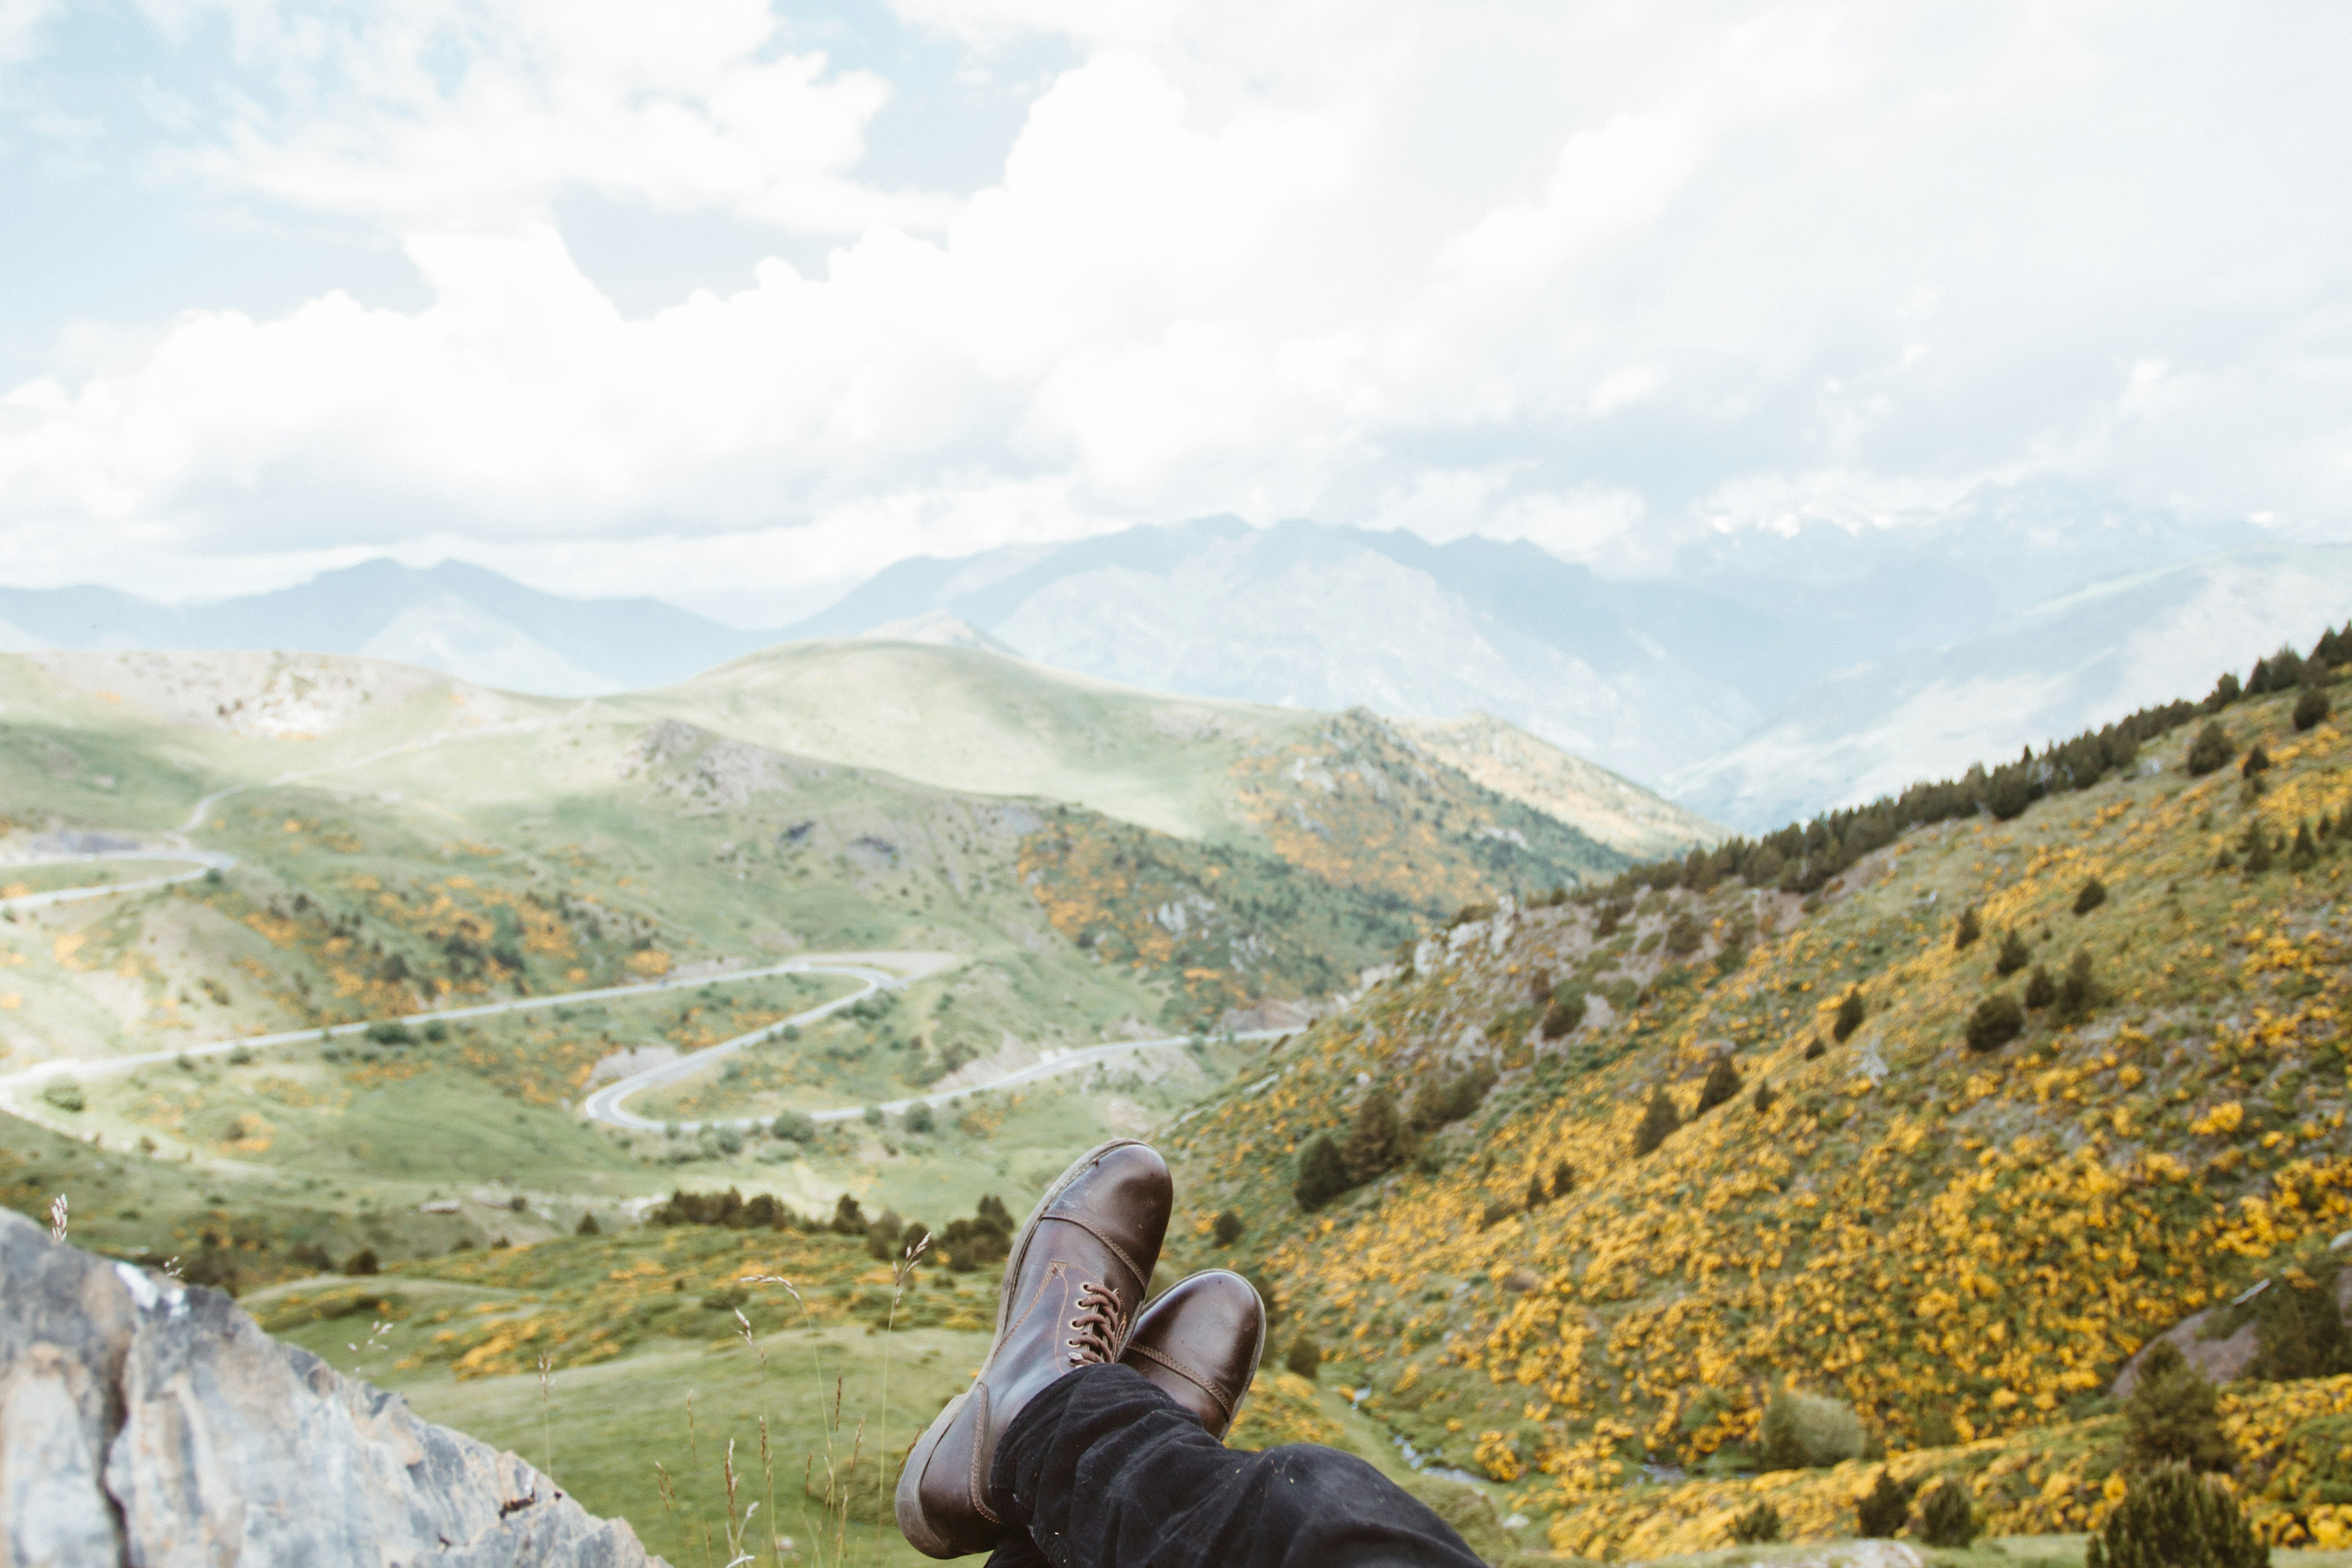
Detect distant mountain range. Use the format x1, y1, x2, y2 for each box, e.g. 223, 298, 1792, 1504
0, 559, 764, 696
0, 489, 2338, 831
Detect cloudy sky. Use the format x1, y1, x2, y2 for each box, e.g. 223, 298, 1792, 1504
0, 0, 2346, 625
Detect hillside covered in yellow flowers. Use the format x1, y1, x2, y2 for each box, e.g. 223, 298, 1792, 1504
1166, 669, 2352, 1555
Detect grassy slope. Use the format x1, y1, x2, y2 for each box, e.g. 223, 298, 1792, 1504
1170, 677, 2352, 1555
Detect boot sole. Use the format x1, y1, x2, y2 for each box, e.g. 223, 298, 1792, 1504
893, 1137, 1151, 1557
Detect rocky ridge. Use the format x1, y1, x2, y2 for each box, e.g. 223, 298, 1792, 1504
0, 1207, 660, 1567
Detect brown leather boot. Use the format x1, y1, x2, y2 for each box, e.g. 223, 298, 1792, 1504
1119, 1269, 1266, 1440
895, 1138, 1172, 1558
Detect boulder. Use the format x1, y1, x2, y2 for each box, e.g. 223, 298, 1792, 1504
0, 1208, 662, 1567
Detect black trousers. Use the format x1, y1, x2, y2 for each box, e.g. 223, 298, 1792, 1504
980, 1364, 1486, 1568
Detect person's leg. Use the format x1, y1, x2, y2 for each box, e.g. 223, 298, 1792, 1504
990, 1363, 1485, 1568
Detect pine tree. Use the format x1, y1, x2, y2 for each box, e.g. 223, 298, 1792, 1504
1856, 1471, 1912, 1538
1294, 1134, 1351, 1211
1751, 1079, 1778, 1114
1953, 904, 1982, 950
1344, 1089, 1403, 1183
2185, 720, 2233, 775
2086, 1465, 2265, 1568
1833, 987, 1866, 1042
2053, 948, 2100, 1027
1632, 1088, 1680, 1156
1966, 993, 2025, 1053
1916, 1477, 1980, 1547
1549, 1159, 1575, 1199
2122, 1342, 2235, 1474
1696, 1054, 1744, 1114
2242, 742, 2272, 779
2242, 820, 2274, 875
1526, 1171, 1548, 1211
2074, 876, 2107, 915
2297, 686, 2332, 733
1539, 989, 1587, 1040
2289, 821, 2320, 872
1996, 929, 2031, 975
2024, 965, 2057, 1009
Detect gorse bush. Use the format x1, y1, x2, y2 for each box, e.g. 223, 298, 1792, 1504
1728, 1500, 1781, 1543
1758, 1390, 1866, 1471
2085, 1464, 2266, 1568
2124, 1341, 2236, 1474
1966, 993, 2024, 1053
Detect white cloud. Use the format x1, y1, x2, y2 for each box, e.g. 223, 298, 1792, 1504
0, 0, 55, 68
4, 0, 2351, 606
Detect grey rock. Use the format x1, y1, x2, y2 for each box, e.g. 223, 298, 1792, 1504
0, 1208, 663, 1568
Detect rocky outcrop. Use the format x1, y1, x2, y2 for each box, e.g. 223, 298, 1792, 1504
0, 1209, 662, 1567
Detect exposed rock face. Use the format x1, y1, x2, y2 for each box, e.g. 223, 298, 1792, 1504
0, 1209, 662, 1567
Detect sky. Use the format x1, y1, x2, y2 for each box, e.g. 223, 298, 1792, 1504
0, 0, 2347, 627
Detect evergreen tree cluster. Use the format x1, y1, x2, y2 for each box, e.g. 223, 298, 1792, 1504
1594, 626, 2352, 903
1294, 1063, 1499, 1209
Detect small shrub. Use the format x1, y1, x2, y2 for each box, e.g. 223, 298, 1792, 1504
575, 1211, 600, 1236
1480, 1197, 1519, 1230
1539, 989, 1587, 1039
770, 1111, 817, 1143
364, 1022, 414, 1046
1286, 1334, 1322, 1380
1802, 1036, 1825, 1061
2085, 1464, 2266, 1568
1832, 988, 1866, 1043
1759, 1390, 1867, 1470
2075, 876, 2107, 915
866, 1213, 904, 1261
2186, 720, 2234, 774
1632, 1088, 1680, 1156
1954, 905, 1981, 950
1751, 1079, 1778, 1114
2123, 1341, 2235, 1474
2024, 965, 2057, 1009
903, 1102, 935, 1135
1527, 967, 1553, 1004
1213, 1209, 1245, 1245
1856, 1470, 1913, 1538
1728, 1500, 1781, 1544
1995, 929, 2030, 975
1548, 1159, 1575, 1199
1408, 1064, 1497, 1130
2241, 821, 2274, 875
1294, 1134, 1351, 1211
1664, 912, 1703, 956
2295, 686, 2332, 732
1695, 1054, 1743, 1114
41, 1078, 83, 1113
1916, 1476, 1979, 1546
1966, 993, 2024, 1053
343, 1248, 380, 1277
2241, 742, 2271, 779
1525, 1171, 1547, 1210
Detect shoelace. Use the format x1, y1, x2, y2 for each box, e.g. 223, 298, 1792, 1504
1064, 1280, 1129, 1367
